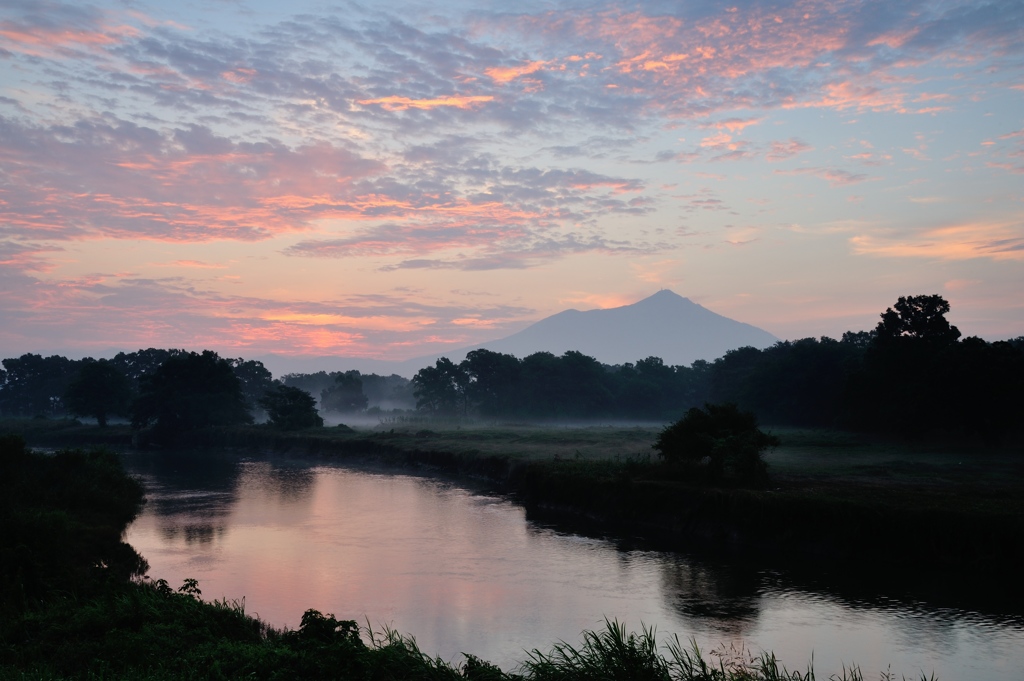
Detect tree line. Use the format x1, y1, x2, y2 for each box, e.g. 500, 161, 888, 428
411, 295, 1024, 442
2, 295, 1021, 442
0, 349, 276, 426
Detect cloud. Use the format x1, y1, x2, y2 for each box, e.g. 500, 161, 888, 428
357, 95, 495, 111
774, 167, 871, 186
766, 138, 813, 161
0, 241, 63, 273
0, 116, 387, 242
151, 260, 228, 269
290, 219, 663, 271
0, 268, 539, 359
0, 1, 140, 58
850, 222, 1024, 261
0, 96, 658, 272
698, 117, 764, 132
485, 60, 550, 83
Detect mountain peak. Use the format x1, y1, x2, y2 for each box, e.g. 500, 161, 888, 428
402, 290, 778, 372
632, 289, 692, 306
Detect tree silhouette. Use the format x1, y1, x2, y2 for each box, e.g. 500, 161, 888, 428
259, 385, 323, 430
412, 358, 468, 415
321, 371, 368, 413
875, 294, 961, 347
229, 358, 276, 413
0, 353, 78, 417
131, 351, 252, 443
64, 359, 131, 427
654, 403, 778, 486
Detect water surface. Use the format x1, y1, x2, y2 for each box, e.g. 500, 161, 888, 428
123, 450, 1022, 678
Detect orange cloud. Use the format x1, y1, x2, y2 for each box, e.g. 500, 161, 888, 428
700, 117, 763, 132
0, 22, 138, 57
160, 260, 227, 269
559, 292, 635, 309
257, 312, 435, 332
851, 223, 1024, 261
450, 318, 500, 328
357, 95, 494, 111
227, 323, 365, 353
485, 61, 549, 83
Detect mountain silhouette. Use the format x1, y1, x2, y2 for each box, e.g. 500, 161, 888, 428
402, 290, 778, 372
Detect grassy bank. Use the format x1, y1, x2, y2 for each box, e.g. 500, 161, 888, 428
3, 580, 929, 680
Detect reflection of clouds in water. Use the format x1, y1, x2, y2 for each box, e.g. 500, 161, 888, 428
658, 556, 761, 637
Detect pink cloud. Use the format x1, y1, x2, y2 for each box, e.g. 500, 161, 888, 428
699, 117, 764, 132
0, 271, 539, 360
766, 138, 813, 162
0, 20, 138, 58
851, 223, 1024, 261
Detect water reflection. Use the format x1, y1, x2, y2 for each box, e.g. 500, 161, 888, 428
122, 450, 1024, 679
659, 558, 761, 635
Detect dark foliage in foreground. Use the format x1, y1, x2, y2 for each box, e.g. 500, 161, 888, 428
0, 435, 147, 615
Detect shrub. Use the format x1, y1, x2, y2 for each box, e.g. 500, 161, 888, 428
653, 403, 778, 486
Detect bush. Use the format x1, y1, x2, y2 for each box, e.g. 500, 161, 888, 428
653, 403, 778, 486
259, 385, 323, 430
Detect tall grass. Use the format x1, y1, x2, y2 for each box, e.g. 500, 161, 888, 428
519, 619, 937, 681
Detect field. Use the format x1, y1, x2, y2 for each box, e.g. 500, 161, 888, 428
8, 414, 1024, 502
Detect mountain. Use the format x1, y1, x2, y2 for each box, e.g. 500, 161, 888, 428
400, 290, 778, 373
251, 290, 778, 378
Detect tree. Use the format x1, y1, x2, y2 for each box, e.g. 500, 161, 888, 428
321, 371, 368, 413
848, 294, 962, 434
64, 359, 131, 427
412, 358, 468, 415
259, 385, 323, 430
0, 353, 78, 417
462, 349, 521, 416
359, 373, 416, 410
653, 403, 778, 486
229, 358, 276, 412
109, 348, 186, 392
131, 350, 252, 443
875, 294, 961, 347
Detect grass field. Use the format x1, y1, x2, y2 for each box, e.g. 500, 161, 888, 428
7, 415, 1023, 499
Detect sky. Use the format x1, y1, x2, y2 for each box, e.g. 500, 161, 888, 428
1, 0, 1022, 365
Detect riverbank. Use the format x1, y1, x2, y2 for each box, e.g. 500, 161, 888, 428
1, 433, 939, 680
7, 417, 1023, 585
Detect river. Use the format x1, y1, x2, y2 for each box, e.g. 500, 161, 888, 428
122, 449, 1022, 679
